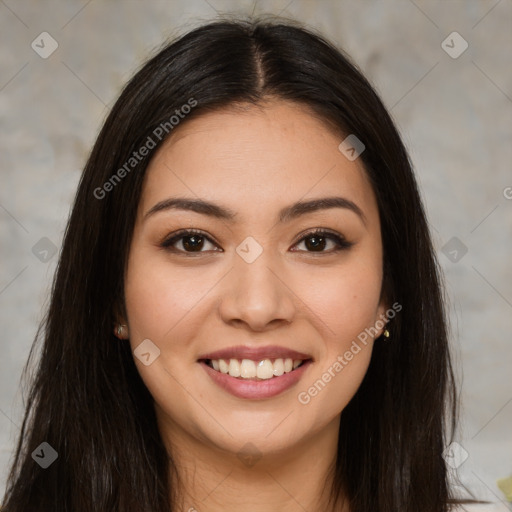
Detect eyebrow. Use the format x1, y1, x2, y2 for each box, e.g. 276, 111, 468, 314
143, 196, 366, 225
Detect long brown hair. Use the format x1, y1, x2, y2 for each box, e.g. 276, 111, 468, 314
2, 17, 476, 511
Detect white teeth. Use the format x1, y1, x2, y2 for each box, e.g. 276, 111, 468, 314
256, 359, 274, 379
273, 358, 284, 376
207, 356, 307, 379
240, 359, 256, 378
228, 358, 241, 377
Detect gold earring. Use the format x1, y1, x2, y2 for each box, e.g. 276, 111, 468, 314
383, 329, 390, 339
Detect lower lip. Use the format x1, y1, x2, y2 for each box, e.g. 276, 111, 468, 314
199, 360, 312, 399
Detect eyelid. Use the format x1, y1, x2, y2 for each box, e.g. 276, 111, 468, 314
159, 228, 221, 251
160, 228, 353, 253
291, 227, 351, 248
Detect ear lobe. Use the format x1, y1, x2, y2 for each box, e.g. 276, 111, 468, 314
113, 323, 129, 339
375, 299, 391, 338
112, 300, 129, 339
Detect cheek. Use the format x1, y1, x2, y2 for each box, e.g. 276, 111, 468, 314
292, 256, 382, 415
124, 238, 383, 426
124, 249, 211, 342
295, 255, 383, 345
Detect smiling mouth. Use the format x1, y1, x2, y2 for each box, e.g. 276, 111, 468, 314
199, 357, 311, 380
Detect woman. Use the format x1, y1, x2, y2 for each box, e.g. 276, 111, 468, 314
1, 17, 488, 512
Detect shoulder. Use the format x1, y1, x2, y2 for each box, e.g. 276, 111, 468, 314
451, 504, 508, 512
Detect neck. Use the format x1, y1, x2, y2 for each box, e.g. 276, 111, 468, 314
158, 415, 349, 512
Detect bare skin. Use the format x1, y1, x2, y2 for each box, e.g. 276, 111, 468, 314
119, 99, 388, 512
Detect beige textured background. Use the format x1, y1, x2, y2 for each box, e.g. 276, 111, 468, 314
1, 0, 511, 505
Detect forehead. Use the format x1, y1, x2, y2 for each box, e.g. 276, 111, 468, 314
139, 100, 378, 223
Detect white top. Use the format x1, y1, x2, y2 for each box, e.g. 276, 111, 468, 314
453, 504, 509, 511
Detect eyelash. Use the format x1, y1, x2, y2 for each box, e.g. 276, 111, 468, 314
159, 228, 353, 255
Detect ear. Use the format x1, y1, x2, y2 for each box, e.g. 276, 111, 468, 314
112, 286, 128, 321
374, 299, 390, 338
112, 297, 128, 338
374, 283, 392, 339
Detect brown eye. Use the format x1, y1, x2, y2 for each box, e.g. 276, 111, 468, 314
160, 230, 219, 253
292, 230, 353, 253
160, 228, 352, 255
181, 234, 205, 251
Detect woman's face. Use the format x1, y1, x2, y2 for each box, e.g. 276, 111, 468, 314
123, 100, 387, 458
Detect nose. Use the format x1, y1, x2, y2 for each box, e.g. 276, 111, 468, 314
218, 246, 296, 332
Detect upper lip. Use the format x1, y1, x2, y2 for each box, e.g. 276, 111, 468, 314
198, 345, 313, 362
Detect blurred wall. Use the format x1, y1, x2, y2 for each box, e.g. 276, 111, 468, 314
1, 0, 511, 502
